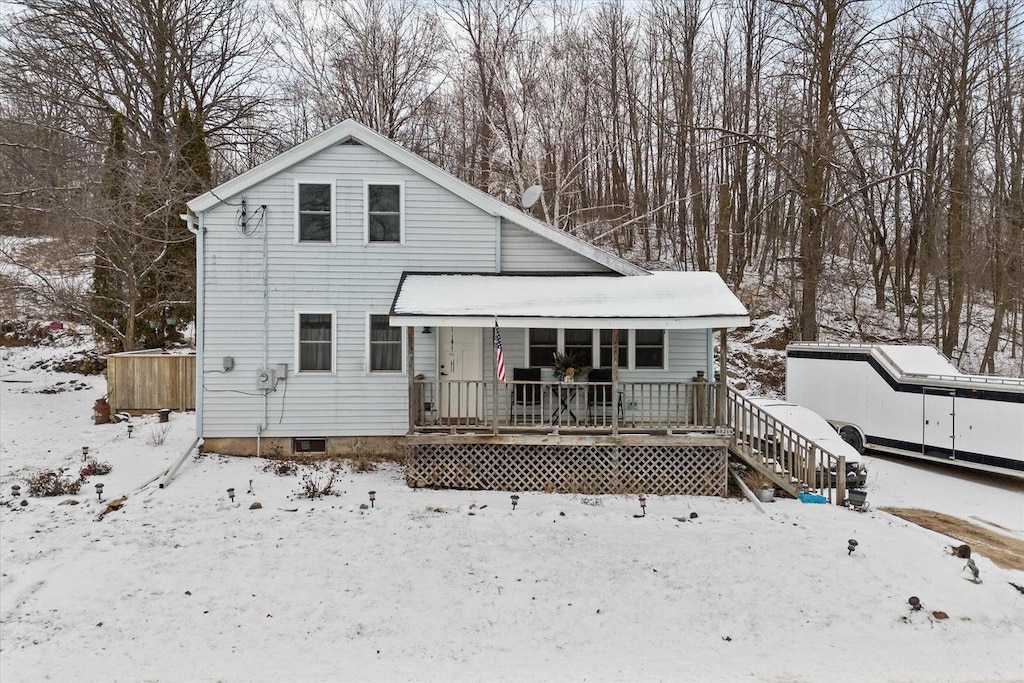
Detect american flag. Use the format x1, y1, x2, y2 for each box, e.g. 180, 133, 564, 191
494, 321, 507, 384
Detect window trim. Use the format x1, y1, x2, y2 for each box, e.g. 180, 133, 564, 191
294, 179, 336, 245
631, 329, 669, 371
365, 312, 406, 374
294, 310, 337, 375
363, 180, 405, 245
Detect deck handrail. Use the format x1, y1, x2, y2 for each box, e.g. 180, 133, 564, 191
411, 377, 718, 434
724, 387, 847, 504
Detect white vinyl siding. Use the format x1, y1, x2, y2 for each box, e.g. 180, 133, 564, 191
199, 141, 709, 439
200, 143, 496, 437
500, 220, 611, 272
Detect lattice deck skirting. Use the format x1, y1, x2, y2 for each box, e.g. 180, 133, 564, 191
406, 440, 727, 496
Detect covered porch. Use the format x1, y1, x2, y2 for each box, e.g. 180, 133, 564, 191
390, 271, 750, 496
390, 271, 749, 437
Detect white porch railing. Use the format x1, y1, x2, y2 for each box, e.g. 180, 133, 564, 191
411, 378, 719, 433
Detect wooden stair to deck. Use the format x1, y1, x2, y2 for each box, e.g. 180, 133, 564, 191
723, 387, 846, 503
727, 440, 802, 498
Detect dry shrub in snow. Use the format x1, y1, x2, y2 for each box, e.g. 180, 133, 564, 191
346, 454, 378, 473
295, 467, 339, 499
27, 469, 84, 496
146, 424, 171, 446
80, 459, 112, 477
262, 459, 299, 476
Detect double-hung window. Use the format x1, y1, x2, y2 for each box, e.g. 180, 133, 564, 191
296, 181, 334, 243
634, 329, 666, 369
297, 312, 335, 373
368, 314, 403, 372
599, 329, 615, 367
528, 328, 558, 367
563, 328, 594, 368
366, 182, 403, 243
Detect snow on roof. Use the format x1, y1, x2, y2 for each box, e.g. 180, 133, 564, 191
389, 271, 750, 329
875, 345, 960, 376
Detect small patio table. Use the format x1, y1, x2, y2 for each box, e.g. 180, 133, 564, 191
549, 382, 580, 423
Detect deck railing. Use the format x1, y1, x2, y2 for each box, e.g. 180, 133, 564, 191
411, 378, 719, 434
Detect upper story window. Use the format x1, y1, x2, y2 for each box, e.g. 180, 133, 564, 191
297, 312, 335, 373
634, 329, 666, 369
296, 181, 334, 243
368, 314, 403, 372
366, 182, 403, 243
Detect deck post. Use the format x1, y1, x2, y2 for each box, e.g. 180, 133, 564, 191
407, 326, 416, 433
717, 328, 728, 426
612, 329, 620, 436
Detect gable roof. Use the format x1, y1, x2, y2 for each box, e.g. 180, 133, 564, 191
187, 120, 646, 276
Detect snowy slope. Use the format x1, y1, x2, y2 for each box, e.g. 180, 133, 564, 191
1, 344, 1022, 682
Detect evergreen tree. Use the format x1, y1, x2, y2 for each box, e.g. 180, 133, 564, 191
165, 107, 210, 340
92, 112, 127, 349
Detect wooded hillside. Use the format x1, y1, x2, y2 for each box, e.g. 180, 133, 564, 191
1, 0, 1020, 368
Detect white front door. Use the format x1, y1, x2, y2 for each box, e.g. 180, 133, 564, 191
438, 327, 483, 420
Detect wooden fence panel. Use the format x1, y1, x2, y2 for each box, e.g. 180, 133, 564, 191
107, 352, 196, 413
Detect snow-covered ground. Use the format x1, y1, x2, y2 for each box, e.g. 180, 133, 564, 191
2, 343, 1023, 682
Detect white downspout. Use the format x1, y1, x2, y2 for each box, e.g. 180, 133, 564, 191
184, 211, 204, 440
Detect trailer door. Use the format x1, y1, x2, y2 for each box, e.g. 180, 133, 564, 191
922, 388, 955, 460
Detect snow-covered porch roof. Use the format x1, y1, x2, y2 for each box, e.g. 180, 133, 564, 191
388, 272, 750, 329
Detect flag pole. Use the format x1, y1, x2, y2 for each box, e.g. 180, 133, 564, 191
492, 320, 500, 435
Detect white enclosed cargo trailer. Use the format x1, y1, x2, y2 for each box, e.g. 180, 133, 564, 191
786, 343, 1024, 478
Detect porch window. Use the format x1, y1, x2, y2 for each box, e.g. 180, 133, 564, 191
528, 328, 557, 367
563, 328, 593, 367
297, 312, 335, 373
369, 314, 402, 372
296, 182, 334, 242
366, 182, 403, 243
634, 329, 666, 368
598, 329, 622, 368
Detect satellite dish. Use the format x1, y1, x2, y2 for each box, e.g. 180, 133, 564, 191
521, 184, 543, 209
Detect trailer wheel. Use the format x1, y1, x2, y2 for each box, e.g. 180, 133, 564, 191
840, 425, 865, 454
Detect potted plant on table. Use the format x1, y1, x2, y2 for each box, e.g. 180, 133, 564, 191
552, 351, 590, 383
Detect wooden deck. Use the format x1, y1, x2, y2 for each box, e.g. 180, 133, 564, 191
407, 380, 850, 504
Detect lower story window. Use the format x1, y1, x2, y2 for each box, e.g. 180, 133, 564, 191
528, 328, 558, 367
370, 314, 402, 371
298, 312, 334, 372
599, 329, 616, 367
634, 329, 665, 368
563, 328, 593, 368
